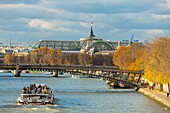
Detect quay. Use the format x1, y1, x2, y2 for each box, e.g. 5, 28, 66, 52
138, 88, 170, 108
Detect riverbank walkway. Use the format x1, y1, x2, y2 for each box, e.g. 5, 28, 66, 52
138, 88, 170, 108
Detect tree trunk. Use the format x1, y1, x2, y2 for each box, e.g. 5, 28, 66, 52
168, 83, 170, 93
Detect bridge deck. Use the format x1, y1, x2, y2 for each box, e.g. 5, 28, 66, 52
0, 64, 144, 89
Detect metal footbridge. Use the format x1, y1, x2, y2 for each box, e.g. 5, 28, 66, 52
0, 64, 144, 90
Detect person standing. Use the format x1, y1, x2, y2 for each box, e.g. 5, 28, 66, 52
167, 92, 169, 98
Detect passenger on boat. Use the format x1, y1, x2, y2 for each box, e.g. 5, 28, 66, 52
26, 87, 29, 94
44, 87, 48, 94
22, 84, 51, 94
41, 87, 45, 94
22, 87, 26, 94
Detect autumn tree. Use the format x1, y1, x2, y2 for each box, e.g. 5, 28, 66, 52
103, 54, 114, 66
144, 37, 170, 84
3, 53, 12, 64
93, 54, 104, 65
113, 44, 146, 70
78, 53, 92, 65
112, 37, 170, 88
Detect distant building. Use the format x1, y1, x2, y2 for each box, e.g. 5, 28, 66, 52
116, 34, 143, 49
14, 49, 30, 57
32, 25, 115, 54
1, 49, 14, 54
0, 46, 30, 55
31, 25, 145, 54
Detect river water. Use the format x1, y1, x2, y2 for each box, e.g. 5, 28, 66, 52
0, 73, 169, 113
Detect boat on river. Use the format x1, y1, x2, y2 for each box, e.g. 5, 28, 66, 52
0, 70, 11, 73
17, 84, 54, 105
59, 71, 64, 75
71, 74, 80, 79
107, 81, 131, 89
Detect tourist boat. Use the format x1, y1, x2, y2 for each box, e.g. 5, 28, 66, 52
71, 74, 80, 79
42, 71, 52, 74
22, 70, 29, 73
17, 84, 55, 105
59, 71, 64, 75
0, 70, 3, 73
0, 70, 11, 73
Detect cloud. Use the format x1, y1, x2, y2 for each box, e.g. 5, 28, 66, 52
28, 19, 82, 37
0, 0, 40, 4
0, 4, 62, 20
40, 0, 156, 14
0, 0, 170, 43
147, 29, 165, 36
159, 0, 170, 10
28, 19, 80, 30
29, 19, 54, 30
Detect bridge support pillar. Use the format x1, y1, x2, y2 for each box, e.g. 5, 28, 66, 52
53, 70, 58, 77
13, 70, 20, 77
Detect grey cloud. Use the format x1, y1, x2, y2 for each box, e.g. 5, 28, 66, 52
0, 0, 170, 42
0, 0, 40, 4
40, 0, 160, 14
0, 5, 57, 20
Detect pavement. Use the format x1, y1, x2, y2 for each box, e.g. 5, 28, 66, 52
138, 88, 170, 108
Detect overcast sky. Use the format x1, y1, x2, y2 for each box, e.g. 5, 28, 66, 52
0, 0, 170, 44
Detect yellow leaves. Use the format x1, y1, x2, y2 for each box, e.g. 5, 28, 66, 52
28, 47, 63, 64
128, 57, 143, 70
57, 49, 62, 55
144, 37, 170, 84
113, 38, 170, 84
113, 44, 145, 70
3, 53, 12, 64
3, 53, 18, 64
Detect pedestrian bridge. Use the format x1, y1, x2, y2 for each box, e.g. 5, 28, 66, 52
0, 64, 144, 90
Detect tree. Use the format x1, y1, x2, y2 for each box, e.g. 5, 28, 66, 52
113, 44, 146, 70
113, 46, 127, 69
3, 53, 12, 64
93, 54, 103, 65
144, 37, 170, 84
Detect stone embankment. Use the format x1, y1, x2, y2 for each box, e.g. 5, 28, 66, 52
138, 88, 170, 108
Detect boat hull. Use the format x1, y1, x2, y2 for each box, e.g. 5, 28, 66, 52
17, 94, 54, 105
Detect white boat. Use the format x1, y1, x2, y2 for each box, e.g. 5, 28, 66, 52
17, 93, 54, 105
0, 70, 11, 73
59, 71, 64, 75
42, 71, 51, 74
17, 84, 54, 105
71, 75, 80, 79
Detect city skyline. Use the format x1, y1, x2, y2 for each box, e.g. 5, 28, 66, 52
0, 0, 170, 43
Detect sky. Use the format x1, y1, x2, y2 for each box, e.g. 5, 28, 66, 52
0, 0, 170, 44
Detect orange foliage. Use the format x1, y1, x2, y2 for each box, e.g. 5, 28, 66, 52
3, 53, 12, 64
113, 37, 170, 84
113, 44, 145, 70
144, 37, 170, 83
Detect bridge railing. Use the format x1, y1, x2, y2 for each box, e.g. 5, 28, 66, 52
0, 64, 144, 87
0, 64, 143, 74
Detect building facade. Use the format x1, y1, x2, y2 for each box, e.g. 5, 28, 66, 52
31, 26, 115, 54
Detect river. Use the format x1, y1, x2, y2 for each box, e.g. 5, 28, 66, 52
0, 73, 169, 113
